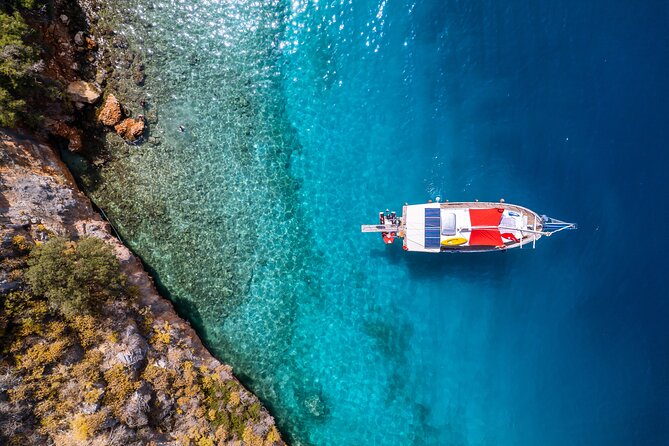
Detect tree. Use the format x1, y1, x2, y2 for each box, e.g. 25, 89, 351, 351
25, 237, 127, 318
0, 9, 40, 127
1, 0, 48, 13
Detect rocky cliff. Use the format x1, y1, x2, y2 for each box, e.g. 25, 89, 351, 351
0, 129, 284, 445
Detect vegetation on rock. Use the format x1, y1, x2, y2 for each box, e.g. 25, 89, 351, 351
0, 230, 283, 445
25, 236, 126, 318
0, 0, 52, 128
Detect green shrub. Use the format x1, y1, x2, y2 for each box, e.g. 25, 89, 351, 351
0, 87, 26, 127
0, 9, 38, 127
247, 401, 261, 421
25, 236, 126, 318
2, 290, 48, 338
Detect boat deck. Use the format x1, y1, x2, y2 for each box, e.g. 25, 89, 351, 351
400, 201, 544, 253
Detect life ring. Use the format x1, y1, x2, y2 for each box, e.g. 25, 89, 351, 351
441, 237, 467, 246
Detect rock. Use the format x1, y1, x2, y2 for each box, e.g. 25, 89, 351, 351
113, 35, 129, 49
132, 64, 146, 86
303, 394, 327, 417
70, 62, 79, 71
46, 120, 83, 152
146, 111, 158, 124
66, 81, 101, 104
114, 117, 145, 142
116, 324, 148, 371
0, 282, 21, 294
74, 31, 84, 46
122, 382, 152, 427
98, 94, 123, 126
59, 14, 69, 24
95, 69, 107, 85
62, 344, 84, 366
85, 36, 97, 50
149, 391, 173, 424
80, 402, 100, 415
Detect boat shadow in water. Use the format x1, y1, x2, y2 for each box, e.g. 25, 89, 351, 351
374, 245, 533, 285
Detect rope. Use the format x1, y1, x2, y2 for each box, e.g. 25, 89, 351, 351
544, 223, 576, 236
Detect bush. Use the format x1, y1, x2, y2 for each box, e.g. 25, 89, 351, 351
11, 234, 30, 251
0, 9, 38, 127
71, 412, 106, 441
266, 426, 281, 444
25, 236, 126, 318
103, 364, 138, 417
2, 290, 48, 338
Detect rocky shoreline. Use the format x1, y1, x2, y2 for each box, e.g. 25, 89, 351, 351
10, 0, 154, 155
0, 1, 285, 444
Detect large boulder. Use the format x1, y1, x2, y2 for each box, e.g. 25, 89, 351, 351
116, 324, 148, 371
66, 80, 101, 104
114, 117, 145, 142
98, 94, 123, 126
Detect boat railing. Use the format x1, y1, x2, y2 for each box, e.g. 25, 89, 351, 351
541, 215, 578, 235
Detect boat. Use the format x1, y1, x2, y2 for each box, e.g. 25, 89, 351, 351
361, 199, 576, 253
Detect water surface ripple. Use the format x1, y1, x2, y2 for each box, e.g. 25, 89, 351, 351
78, 0, 669, 445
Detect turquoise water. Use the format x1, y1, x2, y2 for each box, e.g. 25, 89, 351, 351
77, 0, 669, 444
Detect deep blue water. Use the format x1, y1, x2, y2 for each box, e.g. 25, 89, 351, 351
81, 0, 669, 444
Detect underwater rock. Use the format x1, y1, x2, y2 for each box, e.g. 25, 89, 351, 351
98, 94, 123, 126
132, 63, 146, 86
85, 36, 97, 50
95, 68, 107, 85
304, 394, 327, 417
114, 117, 145, 142
66, 80, 101, 104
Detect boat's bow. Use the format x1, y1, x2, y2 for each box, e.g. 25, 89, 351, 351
540, 215, 578, 235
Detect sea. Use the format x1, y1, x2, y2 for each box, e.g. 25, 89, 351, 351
68, 0, 669, 444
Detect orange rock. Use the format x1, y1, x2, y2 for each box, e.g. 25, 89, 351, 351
85, 36, 97, 50
46, 119, 83, 152
114, 117, 145, 142
98, 94, 123, 126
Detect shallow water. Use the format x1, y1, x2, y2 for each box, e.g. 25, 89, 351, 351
73, 0, 669, 444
